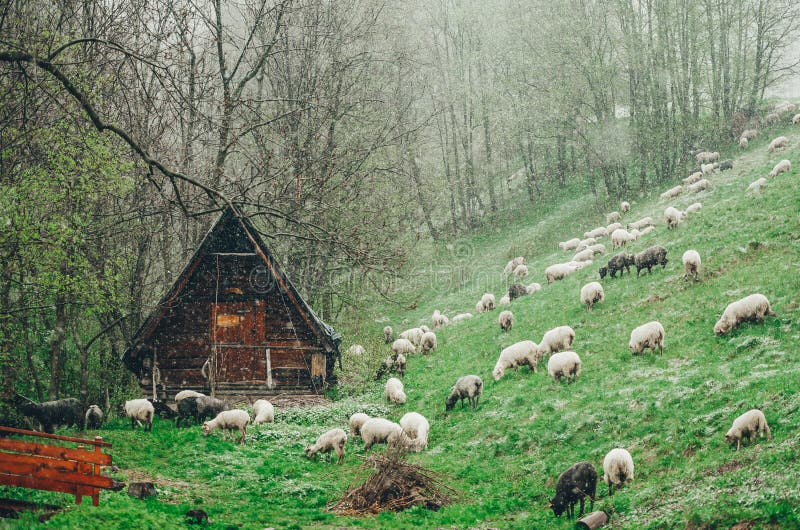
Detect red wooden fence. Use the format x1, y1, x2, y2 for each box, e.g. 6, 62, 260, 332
0, 426, 113, 506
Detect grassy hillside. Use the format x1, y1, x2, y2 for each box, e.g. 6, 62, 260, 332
3, 125, 800, 529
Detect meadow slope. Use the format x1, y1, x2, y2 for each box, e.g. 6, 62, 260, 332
3, 125, 800, 529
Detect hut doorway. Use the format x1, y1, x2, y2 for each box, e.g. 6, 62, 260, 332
211, 300, 269, 384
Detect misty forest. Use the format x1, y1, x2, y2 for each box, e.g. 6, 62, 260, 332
1, 0, 799, 528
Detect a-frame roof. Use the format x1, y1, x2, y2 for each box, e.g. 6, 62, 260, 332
121, 206, 341, 373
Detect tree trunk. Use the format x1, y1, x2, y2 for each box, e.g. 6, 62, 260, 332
48, 296, 68, 400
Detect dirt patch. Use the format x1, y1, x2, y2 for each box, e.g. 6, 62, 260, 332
225, 393, 331, 408
729, 522, 755, 530
703, 461, 744, 477
645, 293, 666, 304
120, 469, 191, 490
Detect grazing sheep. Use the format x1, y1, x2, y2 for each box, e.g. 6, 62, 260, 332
431, 310, 449, 329
725, 409, 771, 451
513, 264, 529, 279
683, 171, 703, 185
741, 128, 758, 139
174, 390, 205, 403
498, 310, 514, 332
420, 331, 438, 354
385, 377, 407, 405
584, 227, 607, 239
719, 159, 733, 171
606, 211, 621, 223
605, 222, 622, 236
559, 238, 581, 251
419, 325, 431, 333
124, 399, 155, 432
550, 462, 597, 519
195, 396, 228, 423
399, 327, 424, 347
747, 177, 768, 194
769, 159, 791, 177
493, 340, 540, 380
764, 112, 780, 124
688, 178, 711, 193
503, 256, 526, 274
767, 136, 788, 152
695, 151, 720, 164
375, 352, 406, 379
600, 252, 635, 279
639, 226, 655, 236
664, 206, 686, 229
475, 300, 485, 313
633, 245, 668, 276
347, 344, 366, 356
739, 137, 748, 149
148, 399, 176, 420
587, 243, 606, 256
399, 412, 430, 452
713, 294, 776, 335
611, 228, 636, 249
685, 202, 702, 215
451, 313, 473, 323
480, 293, 496, 312
701, 163, 715, 175
176, 396, 200, 427
602, 448, 634, 496
84, 405, 104, 430
507, 284, 527, 301
545, 263, 574, 284
445, 375, 483, 411
202, 409, 249, 443
572, 249, 595, 262
538, 326, 576, 358
305, 428, 347, 463
349, 413, 370, 440
13, 395, 83, 434
567, 260, 593, 271
682, 250, 701, 280
793, 113, 800, 125
576, 237, 597, 252
629, 321, 665, 355
547, 351, 582, 383
659, 185, 682, 199
392, 338, 416, 356
498, 294, 511, 307
360, 418, 410, 451
526, 283, 542, 295
620, 201, 631, 213
628, 216, 654, 231
252, 399, 275, 425
580, 282, 605, 311
383, 326, 393, 343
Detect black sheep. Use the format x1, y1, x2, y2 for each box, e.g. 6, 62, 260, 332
634, 245, 668, 276
603, 252, 635, 278
176, 397, 199, 427
507, 283, 528, 301
550, 461, 597, 519
14, 394, 83, 433
148, 399, 177, 420
195, 396, 227, 423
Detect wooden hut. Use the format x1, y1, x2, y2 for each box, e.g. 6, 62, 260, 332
122, 207, 341, 399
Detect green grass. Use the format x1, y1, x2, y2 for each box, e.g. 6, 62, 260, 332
3, 125, 800, 529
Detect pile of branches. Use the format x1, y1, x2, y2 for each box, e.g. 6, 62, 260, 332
331, 449, 455, 515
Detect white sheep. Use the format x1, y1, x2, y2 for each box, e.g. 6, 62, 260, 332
360, 418, 410, 451
305, 428, 347, 463
620, 201, 631, 213
688, 178, 710, 193
747, 177, 767, 194
252, 399, 275, 425
174, 390, 205, 403
538, 325, 576, 358
392, 338, 416, 356
526, 283, 542, 294
767, 136, 788, 152
628, 216, 654, 231
567, 260, 593, 270
124, 399, 155, 432
480, 293, 496, 312
431, 310, 449, 328
559, 238, 581, 251
202, 409, 250, 443
739, 137, 748, 149
580, 282, 605, 311
445, 375, 483, 410
683, 171, 703, 185
664, 206, 685, 229
513, 264, 529, 279
682, 250, 701, 281
576, 237, 597, 252
605, 222, 622, 236
383, 326, 393, 343
629, 321, 665, 355
420, 331, 438, 354
547, 351, 582, 383
793, 113, 800, 125
695, 151, 720, 164
399, 327, 424, 347
349, 413, 370, 440
639, 226, 655, 236
545, 263, 574, 283
588, 243, 606, 256
602, 448, 634, 495
769, 159, 791, 177
475, 300, 485, 313
498, 294, 511, 307
451, 313, 473, 323
724, 409, 771, 451
419, 325, 431, 333
700, 163, 715, 175
606, 211, 621, 223
660, 185, 683, 200
503, 256, 526, 274
713, 294, 775, 335
611, 228, 636, 249
399, 412, 430, 452
498, 310, 514, 332
765, 112, 780, 124
685, 202, 702, 215
493, 340, 540, 380
347, 344, 366, 356
584, 227, 607, 239
741, 128, 758, 139
572, 249, 595, 262
385, 377, 407, 404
